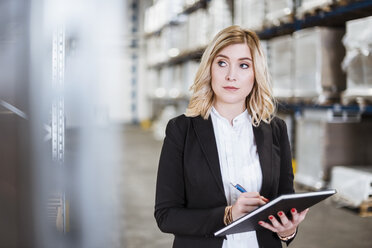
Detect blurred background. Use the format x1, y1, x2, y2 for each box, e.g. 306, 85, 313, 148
1, 0, 372, 247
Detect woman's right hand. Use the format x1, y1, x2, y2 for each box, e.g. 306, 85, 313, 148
231, 192, 268, 221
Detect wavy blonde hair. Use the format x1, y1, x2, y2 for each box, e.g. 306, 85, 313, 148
185, 25, 276, 126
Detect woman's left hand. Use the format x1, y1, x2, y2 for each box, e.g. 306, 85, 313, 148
258, 208, 309, 238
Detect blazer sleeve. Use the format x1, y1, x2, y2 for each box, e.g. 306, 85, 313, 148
277, 118, 295, 195
276, 118, 297, 246
154, 117, 226, 237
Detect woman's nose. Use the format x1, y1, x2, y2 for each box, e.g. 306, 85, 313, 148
225, 67, 237, 82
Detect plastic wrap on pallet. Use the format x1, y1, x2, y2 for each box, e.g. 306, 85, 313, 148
343, 16, 372, 54
295, 110, 372, 189
266, 0, 294, 26
172, 21, 188, 52
170, 65, 183, 99
182, 60, 199, 96
188, 8, 209, 50
183, 0, 198, 8
152, 105, 178, 140
268, 35, 294, 98
331, 166, 372, 207
260, 40, 269, 59
208, 0, 232, 38
147, 69, 159, 97
293, 27, 346, 102
342, 16, 372, 98
233, 0, 244, 26
240, 0, 266, 31
144, 0, 184, 33
159, 67, 173, 91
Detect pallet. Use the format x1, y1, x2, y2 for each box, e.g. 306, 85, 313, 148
297, 1, 336, 19
335, 0, 363, 6
264, 13, 295, 29
342, 94, 372, 106
359, 198, 372, 217
331, 195, 372, 217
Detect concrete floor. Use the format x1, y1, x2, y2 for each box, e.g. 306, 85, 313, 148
121, 125, 372, 248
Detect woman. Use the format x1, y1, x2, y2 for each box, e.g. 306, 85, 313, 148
154, 25, 308, 248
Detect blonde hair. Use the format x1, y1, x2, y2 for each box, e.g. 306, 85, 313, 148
185, 25, 276, 126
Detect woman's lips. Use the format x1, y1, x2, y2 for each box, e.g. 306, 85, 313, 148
223, 86, 239, 91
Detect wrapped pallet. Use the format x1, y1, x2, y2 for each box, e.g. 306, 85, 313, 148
295, 110, 372, 189
342, 16, 372, 103
208, 0, 232, 38
268, 35, 294, 98
266, 0, 294, 26
293, 27, 346, 103
234, 0, 265, 31
331, 166, 372, 208
188, 8, 209, 50
182, 60, 199, 97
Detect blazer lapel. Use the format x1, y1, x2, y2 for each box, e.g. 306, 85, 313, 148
191, 116, 225, 196
253, 122, 273, 198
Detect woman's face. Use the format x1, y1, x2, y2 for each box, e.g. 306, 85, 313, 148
211, 43, 255, 109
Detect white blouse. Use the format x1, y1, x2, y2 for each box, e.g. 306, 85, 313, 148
210, 107, 263, 248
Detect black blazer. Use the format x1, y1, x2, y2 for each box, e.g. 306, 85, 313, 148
155, 114, 295, 248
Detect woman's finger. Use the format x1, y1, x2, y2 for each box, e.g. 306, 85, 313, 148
240, 191, 261, 198
268, 215, 282, 229
277, 211, 292, 228
290, 208, 299, 223
258, 221, 276, 232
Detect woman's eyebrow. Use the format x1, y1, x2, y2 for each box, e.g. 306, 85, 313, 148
239, 57, 252, 61
216, 54, 252, 61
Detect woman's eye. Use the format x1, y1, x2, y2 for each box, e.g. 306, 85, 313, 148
240, 63, 249, 69
217, 61, 227, 67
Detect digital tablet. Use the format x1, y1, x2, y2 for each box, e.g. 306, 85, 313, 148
214, 189, 336, 236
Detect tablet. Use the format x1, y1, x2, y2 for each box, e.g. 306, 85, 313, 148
214, 189, 336, 236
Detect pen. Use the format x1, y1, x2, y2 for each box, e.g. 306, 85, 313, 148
230, 182, 247, 193
230, 182, 269, 203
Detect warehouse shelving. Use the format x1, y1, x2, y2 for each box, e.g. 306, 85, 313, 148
148, 47, 205, 70
147, 0, 372, 70
278, 102, 372, 120
258, 0, 372, 39
144, 0, 372, 121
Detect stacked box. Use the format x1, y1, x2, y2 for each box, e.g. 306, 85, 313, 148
268, 35, 293, 98
331, 166, 372, 207
293, 27, 346, 102
342, 16, 372, 101
266, 0, 294, 26
295, 110, 372, 189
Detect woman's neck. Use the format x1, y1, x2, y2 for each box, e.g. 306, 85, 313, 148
213, 102, 246, 125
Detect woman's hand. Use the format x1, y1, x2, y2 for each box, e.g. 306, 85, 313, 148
231, 192, 268, 221
258, 208, 309, 238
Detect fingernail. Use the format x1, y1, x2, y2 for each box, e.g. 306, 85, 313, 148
291, 208, 296, 213
269, 215, 274, 220
258, 221, 264, 225
278, 211, 283, 216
